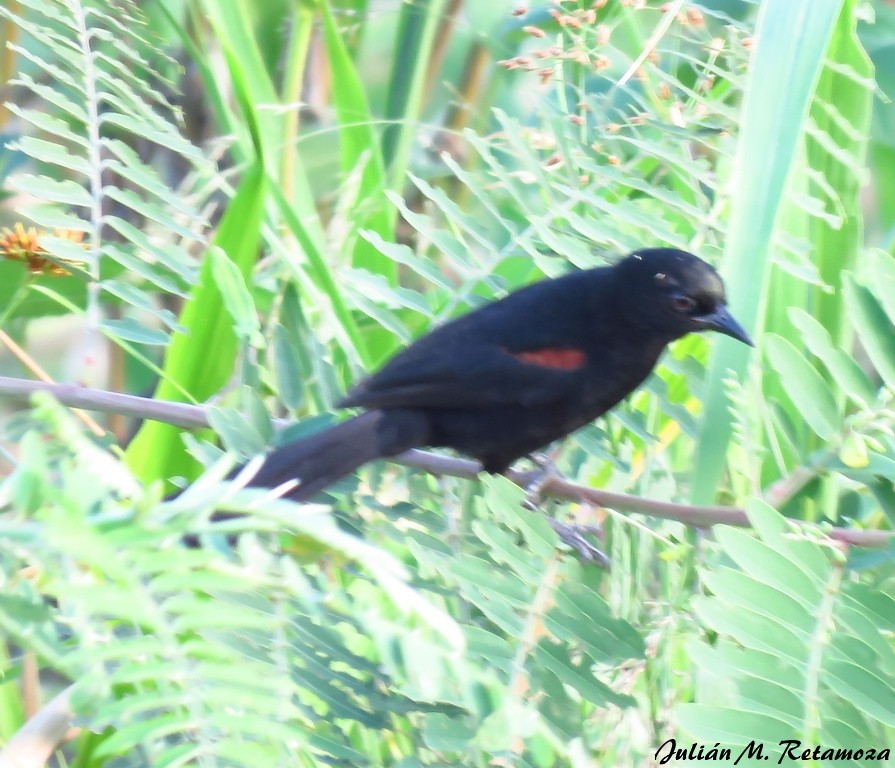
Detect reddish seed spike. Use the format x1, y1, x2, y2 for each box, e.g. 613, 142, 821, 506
511, 348, 587, 371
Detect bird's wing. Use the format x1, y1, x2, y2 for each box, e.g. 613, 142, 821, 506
339, 337, 588, 410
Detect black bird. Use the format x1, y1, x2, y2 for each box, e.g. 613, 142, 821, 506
242, 249, 752, 512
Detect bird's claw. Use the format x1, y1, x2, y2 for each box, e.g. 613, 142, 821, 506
517, 454, 609, 567
548, 519, 610, 568
521, 452, 559, 510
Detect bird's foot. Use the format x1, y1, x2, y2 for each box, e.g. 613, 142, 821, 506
521, 452, 560, 511
516, 454, 609, 566
548, 520, 610, 568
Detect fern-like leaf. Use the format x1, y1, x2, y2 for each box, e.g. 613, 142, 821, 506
2, 0, 210, 336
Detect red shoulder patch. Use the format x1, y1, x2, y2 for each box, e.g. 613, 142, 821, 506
511, 347, 587, 371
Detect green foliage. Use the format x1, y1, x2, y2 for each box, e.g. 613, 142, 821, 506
0, 0, 211, 333
0, 0, 894, 765
2, 402, 644, 764
125, 162, 267, 487
680, 500, 895, 764
693, 0, 873, 503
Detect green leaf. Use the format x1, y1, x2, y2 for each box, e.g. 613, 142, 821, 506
677, 705, 793, 745
101, 280, 181, 330
823, 660, 895, 727
534, 640, 633, 708
269, 182, 370, 370
103, 187, 198, 240
101, 112, 203, 159
201, 0, 279, 167
765, 334, 839, 440
11, 174, 91, 207
844, 274, 895, 386
789, 308, 876, 407
421, 712, 476, 752
546, 581, 645, 662
18, 204, 87, 232
271, 323, 304, 412
207, 406, 268, 458
100, 317, 169, 346
12, 136, 90, 173
480, 475, 557, 561
865, 248, 895, 327
714, 527, 824, 604
380, 0, 450, 191
209, 246, 262, 345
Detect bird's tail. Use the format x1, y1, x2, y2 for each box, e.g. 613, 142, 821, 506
244, 409, 429, 501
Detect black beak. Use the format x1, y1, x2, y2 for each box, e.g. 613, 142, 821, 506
697, 305, 754, 347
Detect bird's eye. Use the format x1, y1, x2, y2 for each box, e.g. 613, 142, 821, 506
672, 294, 697, 313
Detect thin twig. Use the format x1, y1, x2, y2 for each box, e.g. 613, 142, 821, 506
0, 374, 891, 548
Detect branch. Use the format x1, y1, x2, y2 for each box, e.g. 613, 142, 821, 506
0, 331, 105, 437
0, 375, 891, 548
0, 375, 211, 429
397, 450, 892, 548
0, 685, 75, 768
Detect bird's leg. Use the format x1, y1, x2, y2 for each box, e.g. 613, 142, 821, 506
547, 519, 609, 568
519, 453, 610, 568
520, 452, 559, 511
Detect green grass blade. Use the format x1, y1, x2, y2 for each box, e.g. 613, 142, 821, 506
319, 0, 395, 280
125, 161, 266, 485
199, 0, 328, 249
200, 0, 280, 165
806, 0, 873, 343
381, 0, 449, 189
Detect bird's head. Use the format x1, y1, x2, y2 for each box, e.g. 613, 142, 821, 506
615, 248, 753, 346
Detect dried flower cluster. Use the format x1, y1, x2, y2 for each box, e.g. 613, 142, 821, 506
659, 3, 705, 27
500, 1, 747, 84
0, 223, 87, 277
499, 4, 614, 80
497, 1, 751, 179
